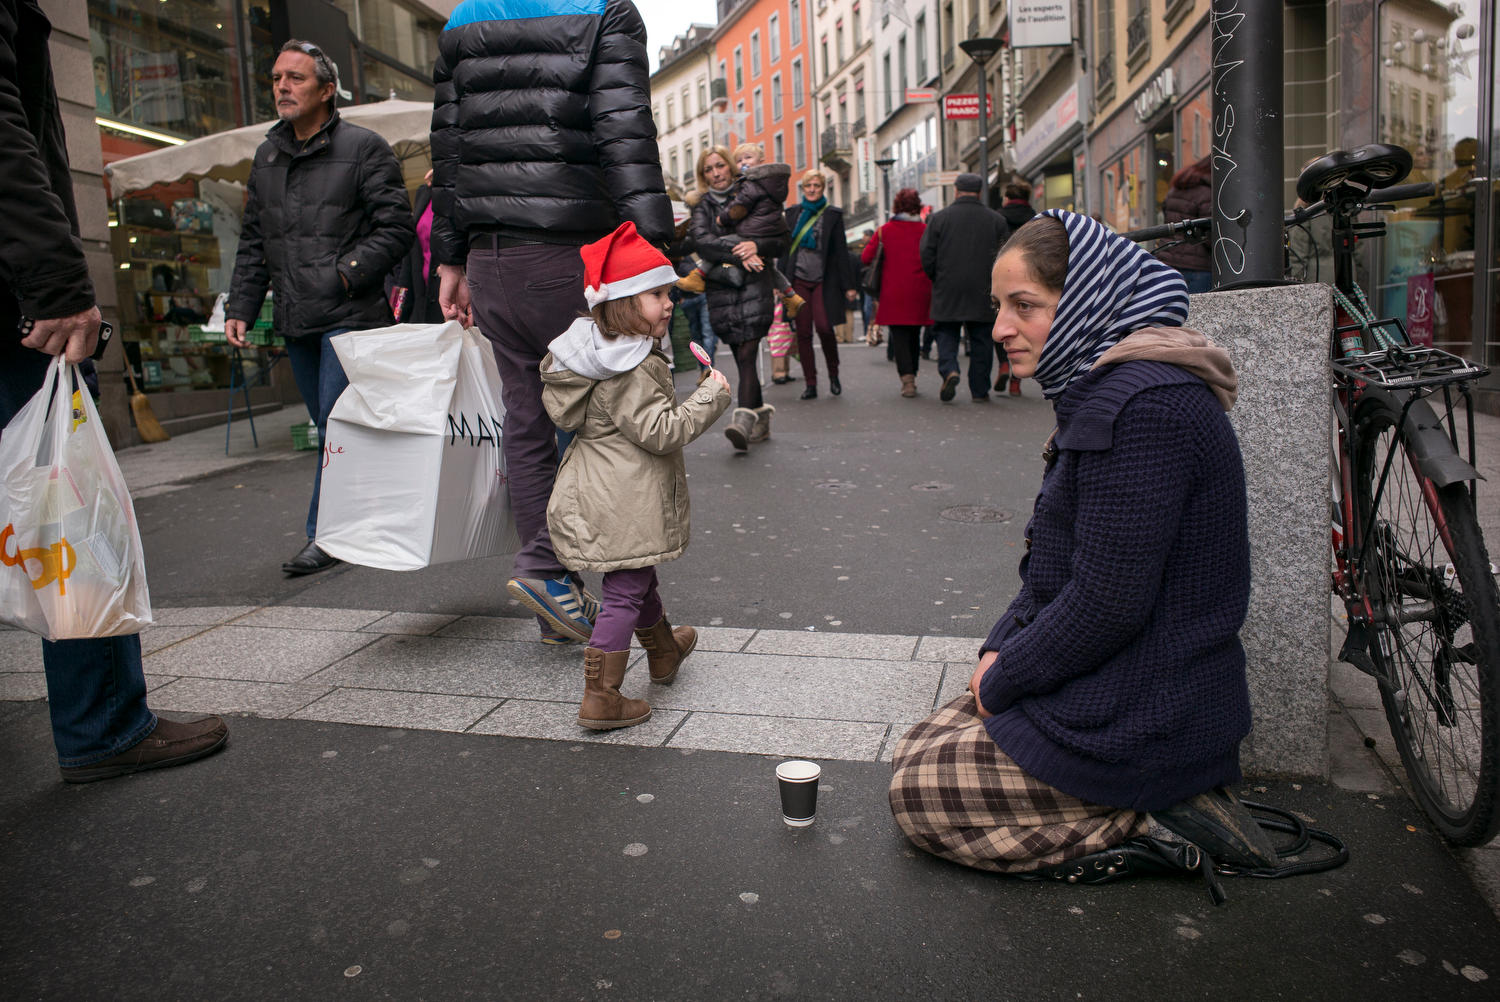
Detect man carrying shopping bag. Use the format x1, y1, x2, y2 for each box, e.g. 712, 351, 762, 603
0, 0, 226, 782
225, 40, 414, 577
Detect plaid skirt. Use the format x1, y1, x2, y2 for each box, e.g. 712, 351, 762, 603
889, 694, 1149, 873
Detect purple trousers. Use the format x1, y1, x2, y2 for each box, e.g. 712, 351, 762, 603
590, 566, 664, 653
466, 241, 585, 580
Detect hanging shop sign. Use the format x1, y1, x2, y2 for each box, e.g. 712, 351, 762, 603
906, 88, 938, 103
1011, 1, 1073, 48
942, 94, 994, 120
1134, 68, 1175, 123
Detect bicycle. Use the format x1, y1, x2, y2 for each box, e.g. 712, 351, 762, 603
1122, 144, 1500, 847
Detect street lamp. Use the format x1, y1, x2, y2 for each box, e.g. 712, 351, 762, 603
874, 156, 896, 222
959, 36, 1002, 206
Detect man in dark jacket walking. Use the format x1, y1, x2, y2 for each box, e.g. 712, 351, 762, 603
920, 173, 1010, 402
429, 0, 672, 644
226, 40, 414, 576
1, 0, 227, 782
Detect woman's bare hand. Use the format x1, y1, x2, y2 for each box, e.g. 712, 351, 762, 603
731, 240, 758, 260
968, 650, 999, 718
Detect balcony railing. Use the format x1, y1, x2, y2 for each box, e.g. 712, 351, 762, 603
820, 123, 854, 171
942, 47, 954, 71
851, 116, 866, 138
710, 77, 728, 106
1095, 49, 1115, 97
1126, 9, 1150, 63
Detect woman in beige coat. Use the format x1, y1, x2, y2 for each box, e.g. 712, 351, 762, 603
541, 223, 732, 729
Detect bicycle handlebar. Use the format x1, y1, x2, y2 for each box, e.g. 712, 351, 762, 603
1121, 181, 1441, 244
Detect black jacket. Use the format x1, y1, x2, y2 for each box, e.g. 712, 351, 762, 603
1000, 200, 1037, 234
390, 185, 441, 324
919, 195, 1010, 322
0, 0, 93, 341
226, 113, 413, 339
1155, 179, 1213, 273
429, 0, 672, 262
689, 191, 784, 346
777, 203, 856, 322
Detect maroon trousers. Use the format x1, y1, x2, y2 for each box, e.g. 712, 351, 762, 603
791, 279, 840, 387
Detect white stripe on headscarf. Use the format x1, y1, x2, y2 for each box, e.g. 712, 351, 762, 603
1029, 210, 1189, 398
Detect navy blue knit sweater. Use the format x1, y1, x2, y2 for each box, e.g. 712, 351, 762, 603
978, 360, 1252, 811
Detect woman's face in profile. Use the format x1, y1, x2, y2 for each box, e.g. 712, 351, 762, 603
702, 154, 732, 190
990, 250, 1060, 379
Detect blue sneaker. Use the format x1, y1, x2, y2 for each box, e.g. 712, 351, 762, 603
507, 575, 593, 643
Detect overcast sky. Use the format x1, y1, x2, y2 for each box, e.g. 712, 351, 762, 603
640, 1, 720, 71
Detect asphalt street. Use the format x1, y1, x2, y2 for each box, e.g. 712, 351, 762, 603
133, 343, 1056, 637
6, 341, 1500, 999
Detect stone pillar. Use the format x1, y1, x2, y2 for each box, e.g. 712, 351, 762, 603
1188, 284, 1333, 778
41, 0, 133, 448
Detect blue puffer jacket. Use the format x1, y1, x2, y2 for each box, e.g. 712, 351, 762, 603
429, 0, 673, 263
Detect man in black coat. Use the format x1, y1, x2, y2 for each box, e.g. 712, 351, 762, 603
919, 173, 1011, 402
429, 0, 672, 644
0, 0, 227, 782
225, 40, 414, 576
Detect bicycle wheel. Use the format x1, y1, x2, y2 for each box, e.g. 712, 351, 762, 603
1352, 396, 1500, 845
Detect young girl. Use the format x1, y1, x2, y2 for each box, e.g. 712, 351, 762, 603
541, 222, 732, 729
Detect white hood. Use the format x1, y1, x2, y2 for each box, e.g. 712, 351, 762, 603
546, 317, 655, 381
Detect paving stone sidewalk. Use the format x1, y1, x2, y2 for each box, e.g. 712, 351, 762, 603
0, 607, 981, 764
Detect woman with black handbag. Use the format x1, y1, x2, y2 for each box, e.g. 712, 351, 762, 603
687, 147, 784, 451
860, 188, 932, 397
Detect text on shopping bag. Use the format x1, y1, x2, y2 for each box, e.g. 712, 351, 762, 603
1, 523, 76, 595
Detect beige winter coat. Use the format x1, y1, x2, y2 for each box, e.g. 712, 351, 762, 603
541, 348, 731, 572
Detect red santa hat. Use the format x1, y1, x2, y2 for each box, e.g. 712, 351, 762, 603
581, 221, 678, 308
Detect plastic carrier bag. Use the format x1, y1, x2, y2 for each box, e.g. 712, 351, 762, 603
0, 357, 152, 639
316, 321, 520, 570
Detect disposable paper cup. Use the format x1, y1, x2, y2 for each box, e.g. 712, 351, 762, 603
775, 760, 821, 827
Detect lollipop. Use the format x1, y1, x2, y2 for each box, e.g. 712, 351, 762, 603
689, 342, 712, 368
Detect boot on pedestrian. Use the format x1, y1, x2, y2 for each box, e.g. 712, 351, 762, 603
771, 355, 791, 384
748, 404, 775, 443
634, 616, 697, 684
724, 407, 756, 451
578, 647, 651, 730
900, 373, 917, 398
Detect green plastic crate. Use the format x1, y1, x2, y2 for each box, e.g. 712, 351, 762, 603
290, 422, 319, 451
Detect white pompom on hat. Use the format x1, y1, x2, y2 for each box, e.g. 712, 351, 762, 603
581, 221, 678, 308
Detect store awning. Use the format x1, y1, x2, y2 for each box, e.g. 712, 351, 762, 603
104, 99, 435, 197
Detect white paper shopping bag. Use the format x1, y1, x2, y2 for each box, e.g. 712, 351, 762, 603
315, 322, 521, 570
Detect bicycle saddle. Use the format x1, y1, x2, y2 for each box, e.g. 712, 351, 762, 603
1296, 144, 1412, 205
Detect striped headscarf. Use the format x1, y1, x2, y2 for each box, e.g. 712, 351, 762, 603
1029, 210, 1189, 398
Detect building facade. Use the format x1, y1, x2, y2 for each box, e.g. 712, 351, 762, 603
711, 0, 818, 198
868, 0, 945, 217
652, 24, 718, 196
809, 0, 879, 235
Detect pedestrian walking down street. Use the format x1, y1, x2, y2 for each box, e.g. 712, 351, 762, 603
861, 188, 932, 398
687, 146, 783, 451
429, 0, 673, 643
1154, 156, 1213, 294
779, 171, 858, 399
226, 39, 414, 577
920, 173, 1011, 402
541, 224, 731, 729
890, 212, 1277, 880
388, 170, 442, 324
0, 0, 227, 783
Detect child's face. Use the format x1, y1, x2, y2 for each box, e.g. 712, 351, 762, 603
638, 287, 674, 338
736, 148, 763, 172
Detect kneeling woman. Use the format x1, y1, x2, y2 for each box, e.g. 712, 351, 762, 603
889, 211, 1263, 874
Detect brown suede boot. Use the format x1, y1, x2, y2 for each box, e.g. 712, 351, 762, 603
748, 404, 775, 443
578, 648, 651, 730
634, 616, 698, 684
900, 373, 917, 398
724, 407, 756, 451
675, 270, 707, 294
782, 291, 806, 319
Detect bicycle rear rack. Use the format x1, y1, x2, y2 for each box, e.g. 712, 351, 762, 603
1332, 338, 1490, 392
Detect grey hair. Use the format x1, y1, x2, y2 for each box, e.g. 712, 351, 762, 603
280, 39, 339, 104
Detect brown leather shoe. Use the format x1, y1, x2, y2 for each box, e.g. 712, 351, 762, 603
634, 616, 697, 684
578, 648, 651, 730
60, 714, 229, 784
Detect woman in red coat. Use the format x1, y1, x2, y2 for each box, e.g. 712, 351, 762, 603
862, 188, 933, 397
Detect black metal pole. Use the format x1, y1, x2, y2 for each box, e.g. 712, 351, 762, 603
1209, 0, 1283, 287
976, 67, 989, 206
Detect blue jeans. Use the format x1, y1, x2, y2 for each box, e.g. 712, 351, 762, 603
284, 327, 351, 539
0, 340, 156, 765
1179, 269, 1213, 294
679, 293, 716, 365
934, 321, 995, 398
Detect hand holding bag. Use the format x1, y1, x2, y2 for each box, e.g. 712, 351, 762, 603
0, 357, 152, 638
